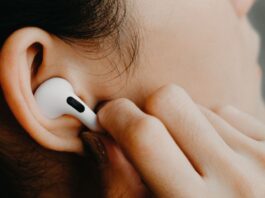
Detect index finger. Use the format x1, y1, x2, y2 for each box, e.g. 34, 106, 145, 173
98, 98, 204, 197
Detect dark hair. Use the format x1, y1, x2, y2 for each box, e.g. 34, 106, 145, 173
0, 0, 139, 73
1, 0, 122, 45
0, 0, 139, 197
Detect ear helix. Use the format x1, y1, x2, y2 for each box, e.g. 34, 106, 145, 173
34, 77, 102, 132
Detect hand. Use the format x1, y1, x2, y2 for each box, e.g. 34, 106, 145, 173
98, 84, 265, 198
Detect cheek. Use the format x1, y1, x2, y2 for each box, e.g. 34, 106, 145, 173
142, 1, 240, 71
140, 3, 237, 78
136, 1, 260, 110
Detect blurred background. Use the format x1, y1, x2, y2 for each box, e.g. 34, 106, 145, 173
249, 0, 265, 94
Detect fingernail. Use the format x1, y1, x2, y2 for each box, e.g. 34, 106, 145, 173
81, 132, 108, 165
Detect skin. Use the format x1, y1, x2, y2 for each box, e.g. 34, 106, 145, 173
0, 0, 264, 197
123, 0, 263, 117
98, 85, 265, 197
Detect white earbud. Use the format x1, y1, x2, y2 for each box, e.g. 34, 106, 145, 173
34, 77, 101, 132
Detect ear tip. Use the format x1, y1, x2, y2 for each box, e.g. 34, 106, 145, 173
34, 77, 74, 118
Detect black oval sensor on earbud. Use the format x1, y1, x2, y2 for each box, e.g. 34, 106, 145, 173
66, 97, 85, 113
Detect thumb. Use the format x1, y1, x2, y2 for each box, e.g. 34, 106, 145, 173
81, 132, 149, 198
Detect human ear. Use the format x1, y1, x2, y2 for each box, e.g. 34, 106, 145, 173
0, 27, 97, 154
230, 0, 255, 17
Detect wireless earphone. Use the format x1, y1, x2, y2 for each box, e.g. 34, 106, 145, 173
34, 77, 102, 132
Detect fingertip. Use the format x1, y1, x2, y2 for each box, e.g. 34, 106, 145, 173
97, 98, 131, 124
97, 98, 145, 135
214, 105, 241, 117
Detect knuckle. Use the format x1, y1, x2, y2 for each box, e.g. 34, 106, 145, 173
233, 175, 257, 197
122, 116, 164, 153
253, 142, 265, 165
233, 172, 252, 188
145, 84, 189, 113
99, 98, 133, 118
131, 116, 162, 134
224, 158, 259, 197
227, 169, 251, 194
109, 98, 134, 110
214, 105, 235, 116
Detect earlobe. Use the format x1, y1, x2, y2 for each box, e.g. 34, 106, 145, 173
231, 0, 255, 17
0, 27, 84, 153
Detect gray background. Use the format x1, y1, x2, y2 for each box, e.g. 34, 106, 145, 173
249, 0, 265, 94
